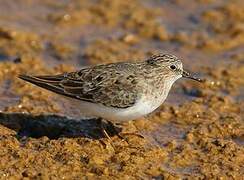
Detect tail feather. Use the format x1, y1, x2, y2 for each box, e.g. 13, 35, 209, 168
34, 74, 66, 81
18, 74, 66, 96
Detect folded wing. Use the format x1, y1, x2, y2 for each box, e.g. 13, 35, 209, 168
19, 64, 139, 108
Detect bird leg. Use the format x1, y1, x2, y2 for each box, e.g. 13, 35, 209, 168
97, 118, 112, 140
97, 118, 144, 140
114, 122, 145, 139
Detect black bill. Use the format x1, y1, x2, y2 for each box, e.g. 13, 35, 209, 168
182, 70, 202, 82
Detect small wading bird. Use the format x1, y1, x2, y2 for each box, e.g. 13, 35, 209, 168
19, 53, 202, 138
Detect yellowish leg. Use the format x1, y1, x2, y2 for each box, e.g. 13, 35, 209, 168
97, 118, 112, 140
113, 122, 145, 139
119, 132, 145, 139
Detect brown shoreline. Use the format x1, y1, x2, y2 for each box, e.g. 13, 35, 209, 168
0, 0, 243, 179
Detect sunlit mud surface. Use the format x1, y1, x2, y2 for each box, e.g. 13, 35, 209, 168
0, 0, 243, 179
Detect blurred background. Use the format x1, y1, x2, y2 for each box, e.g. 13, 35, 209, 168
0, 0, 243, 179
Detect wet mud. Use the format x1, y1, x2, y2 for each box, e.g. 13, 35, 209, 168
0, 0, 243, 179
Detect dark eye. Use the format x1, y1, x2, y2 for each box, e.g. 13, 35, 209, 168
170, 65, 176, 70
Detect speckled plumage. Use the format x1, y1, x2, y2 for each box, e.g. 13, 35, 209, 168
19, 53, 201, 122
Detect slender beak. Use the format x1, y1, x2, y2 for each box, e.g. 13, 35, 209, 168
182, 70, 202, 82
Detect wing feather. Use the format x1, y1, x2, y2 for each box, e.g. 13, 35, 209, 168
19, 63, 139, 108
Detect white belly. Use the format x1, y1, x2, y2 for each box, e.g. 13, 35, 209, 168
63, 79, 176, 122
66, 94, 166, 123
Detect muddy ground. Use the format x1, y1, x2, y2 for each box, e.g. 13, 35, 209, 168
0, 0, 243, 179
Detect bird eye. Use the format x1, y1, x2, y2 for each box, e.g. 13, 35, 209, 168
170, 65, 176, 70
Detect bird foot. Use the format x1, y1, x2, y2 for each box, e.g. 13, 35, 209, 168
118, 132, 145, 139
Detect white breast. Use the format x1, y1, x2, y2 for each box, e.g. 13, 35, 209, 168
69, 87, 170, 122
70, 96, 161, 122
65, 77, 179, 122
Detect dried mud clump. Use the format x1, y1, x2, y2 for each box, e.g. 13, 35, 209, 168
0, 56, 74, 114
0, 0, 243, 179
0, 27, 43, 57
201, 1, 244, 51
83, 38, 147, 64
47, 0, 170, 41
149, 85, 243, 178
